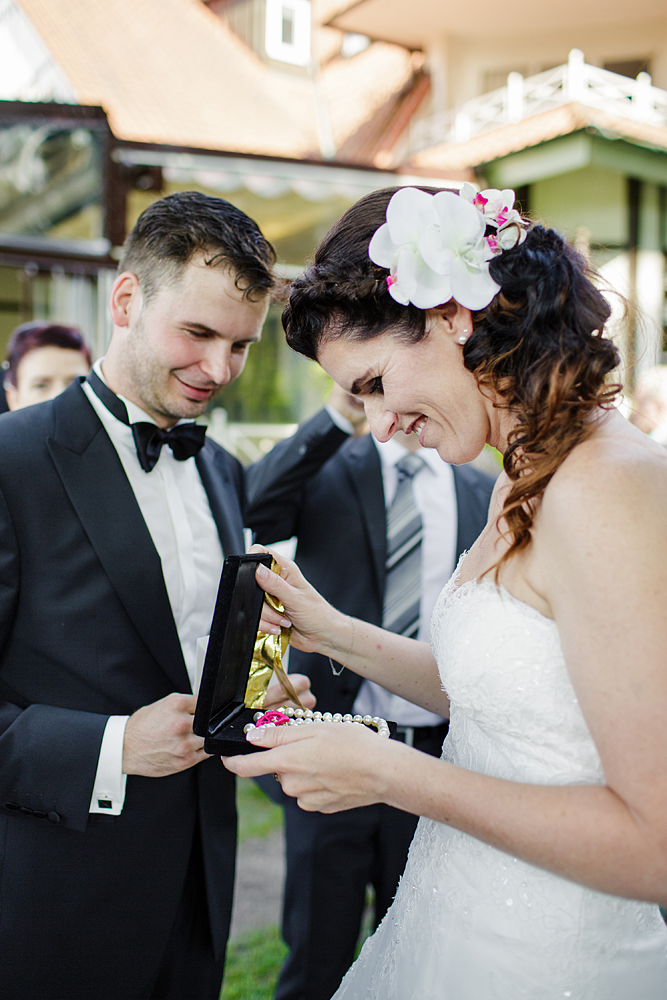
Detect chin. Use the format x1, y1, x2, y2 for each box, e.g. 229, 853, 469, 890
435, 440, 486, 466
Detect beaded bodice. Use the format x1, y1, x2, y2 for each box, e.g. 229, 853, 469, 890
430, 571, 604, 786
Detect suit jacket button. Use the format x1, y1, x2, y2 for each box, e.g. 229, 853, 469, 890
47, 811, 61, 824
4, 801, 19, 811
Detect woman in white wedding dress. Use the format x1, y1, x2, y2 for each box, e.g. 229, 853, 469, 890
225, 185, 667, 997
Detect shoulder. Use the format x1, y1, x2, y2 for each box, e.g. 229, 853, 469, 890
543, 418, 667, 527
537, 415, 667, 585
0, 397, 57, 463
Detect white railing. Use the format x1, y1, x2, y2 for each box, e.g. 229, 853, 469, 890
411, 49, 667, 152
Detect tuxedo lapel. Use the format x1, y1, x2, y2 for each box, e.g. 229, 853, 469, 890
452, 465, 492, 559
341, 435, 386, 596
196, 443, 244, 557
47, 384, 190, 692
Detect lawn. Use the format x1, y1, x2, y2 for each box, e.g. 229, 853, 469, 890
219, 778, 372, 999
221, 926, 287, 1000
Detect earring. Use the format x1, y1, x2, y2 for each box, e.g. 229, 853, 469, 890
457, 328, 470, 345
457, 335, 468, 345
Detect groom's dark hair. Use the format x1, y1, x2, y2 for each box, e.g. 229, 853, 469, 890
119, 191, 276, 303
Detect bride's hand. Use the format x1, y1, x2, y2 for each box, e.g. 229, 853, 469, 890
222, 720, 395, 813
252, 545, 347, 657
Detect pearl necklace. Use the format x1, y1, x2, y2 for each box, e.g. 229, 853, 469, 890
244, 705, 391, 739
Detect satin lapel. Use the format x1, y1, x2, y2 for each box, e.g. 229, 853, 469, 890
341, 435, 386, 596
47, 384, 190, 692
196, 443, 245, 557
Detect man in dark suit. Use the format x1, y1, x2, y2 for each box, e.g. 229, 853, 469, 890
246, 393, 495, 1000
0, 191, 310, 1000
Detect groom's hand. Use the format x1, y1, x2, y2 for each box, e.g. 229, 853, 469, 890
264, 672, 316, 712
122, 693, 210, 777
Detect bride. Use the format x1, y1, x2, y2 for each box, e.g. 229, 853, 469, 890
225, 185, 667, 997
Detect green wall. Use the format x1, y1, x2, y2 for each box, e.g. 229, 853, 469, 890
530, 166, 627, 247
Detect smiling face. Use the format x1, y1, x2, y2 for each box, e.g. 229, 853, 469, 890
6, 346, 90, 410
318, 312, 506, 464
104, 255, 269, 427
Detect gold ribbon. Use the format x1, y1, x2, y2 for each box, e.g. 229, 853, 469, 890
245, 558, 305, 711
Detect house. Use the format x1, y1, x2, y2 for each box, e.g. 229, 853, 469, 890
329, 0, 667, 381
0, 0, 440, 426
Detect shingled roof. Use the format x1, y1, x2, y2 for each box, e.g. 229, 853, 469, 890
16, 0, 424, 162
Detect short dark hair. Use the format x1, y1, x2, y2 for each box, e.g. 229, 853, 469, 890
119, 191, 276, 302
4, 321, 91, 386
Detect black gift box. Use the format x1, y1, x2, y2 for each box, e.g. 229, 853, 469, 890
193, 552, 273, 756
194, 552, 398, 756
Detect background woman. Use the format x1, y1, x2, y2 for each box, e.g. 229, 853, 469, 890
226, 186, 667, 997
4, 320, 91, 411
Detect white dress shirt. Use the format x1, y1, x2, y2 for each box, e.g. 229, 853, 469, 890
83, 361, 224, 814
353, 436, 457, 727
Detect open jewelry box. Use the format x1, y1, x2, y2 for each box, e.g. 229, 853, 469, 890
194, 552, 397, 756
193, 552, 275, 756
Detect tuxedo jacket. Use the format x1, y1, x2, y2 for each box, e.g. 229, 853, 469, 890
0, 380, 245, 998
246, 409, 495, 715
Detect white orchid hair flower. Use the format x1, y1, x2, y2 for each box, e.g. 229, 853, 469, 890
369, 184, 528, 311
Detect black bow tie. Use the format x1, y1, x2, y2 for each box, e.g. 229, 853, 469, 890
86, 370, 207, 473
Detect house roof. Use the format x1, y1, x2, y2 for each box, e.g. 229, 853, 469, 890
326, 0, 667, 50
409, 101, 667, 174
16, 0, 424, 163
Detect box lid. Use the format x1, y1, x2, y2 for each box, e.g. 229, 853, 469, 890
193, 552, 272, 742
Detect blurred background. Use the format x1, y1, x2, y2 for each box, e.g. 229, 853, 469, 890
0, 0, 666, 457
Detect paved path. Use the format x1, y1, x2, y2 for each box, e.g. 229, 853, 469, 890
230, 827, 286, 938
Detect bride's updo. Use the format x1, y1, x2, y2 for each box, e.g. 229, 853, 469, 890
283, 187, 620, 564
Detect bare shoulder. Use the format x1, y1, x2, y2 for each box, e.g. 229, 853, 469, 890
542, 413, 667, 529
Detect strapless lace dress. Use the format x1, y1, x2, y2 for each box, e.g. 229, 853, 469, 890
333, 571, 667, 998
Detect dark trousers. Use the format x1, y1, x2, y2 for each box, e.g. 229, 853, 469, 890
275, 722, 448, 1000
149, 827, 227, 1000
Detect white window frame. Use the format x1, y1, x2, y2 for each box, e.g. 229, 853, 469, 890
265, 0, 311, 68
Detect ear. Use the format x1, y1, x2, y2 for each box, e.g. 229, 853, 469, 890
426, 300, 473, 341
109, 272, 142, 329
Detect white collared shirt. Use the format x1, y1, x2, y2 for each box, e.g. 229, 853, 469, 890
83, 361, 224, 814
352, 436, 457, 727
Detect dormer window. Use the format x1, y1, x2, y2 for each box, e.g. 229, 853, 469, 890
265, 0, 311, 66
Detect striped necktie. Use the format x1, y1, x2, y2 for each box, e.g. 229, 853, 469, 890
382, 452, 426, 639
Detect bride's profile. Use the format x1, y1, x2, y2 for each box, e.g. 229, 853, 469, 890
225, 185, 667, 996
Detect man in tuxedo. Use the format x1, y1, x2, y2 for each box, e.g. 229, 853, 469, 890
246, 391, 495, 1000
0, 191, 310, 1000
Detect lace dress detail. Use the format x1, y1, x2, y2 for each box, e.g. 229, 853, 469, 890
334, 565, 667, 999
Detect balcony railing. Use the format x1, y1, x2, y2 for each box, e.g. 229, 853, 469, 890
410, 49, 667, 153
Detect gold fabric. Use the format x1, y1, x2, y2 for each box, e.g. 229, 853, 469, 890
244, 558, 305, 711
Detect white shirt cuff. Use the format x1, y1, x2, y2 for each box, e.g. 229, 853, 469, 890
325, 404, 354, 436
89, 715, 130, 815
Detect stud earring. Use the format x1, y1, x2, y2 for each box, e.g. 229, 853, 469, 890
457, 335, 468, 345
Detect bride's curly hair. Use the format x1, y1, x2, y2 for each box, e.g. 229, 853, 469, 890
283, 188, 621, 568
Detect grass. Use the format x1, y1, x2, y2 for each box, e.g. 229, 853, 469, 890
237, 776, 284, 842
220, 926, 287, 1000
219, 779, 286, 999
221, 779, 372, 998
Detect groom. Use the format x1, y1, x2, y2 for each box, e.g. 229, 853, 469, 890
0, 192, 303, 1000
